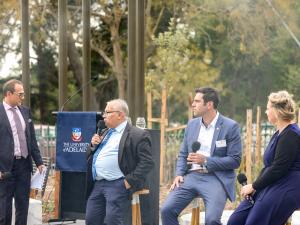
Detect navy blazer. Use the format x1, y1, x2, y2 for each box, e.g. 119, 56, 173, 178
176, 114, 242, 201
0, 103, 43, 173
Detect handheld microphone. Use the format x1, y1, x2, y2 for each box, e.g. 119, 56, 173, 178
97, 120, 107, 136
0, 172, 12, 180
188, 141, 201, 170
237, 173, 254, 205
60, 76, 98, 111
192, 141, 201, 153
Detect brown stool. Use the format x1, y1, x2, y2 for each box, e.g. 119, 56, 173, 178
190, 198, 200, 225
131, 189, 149, 225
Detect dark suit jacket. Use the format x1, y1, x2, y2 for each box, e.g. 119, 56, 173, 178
86, 123, 154, 198
0, 103, 43, 173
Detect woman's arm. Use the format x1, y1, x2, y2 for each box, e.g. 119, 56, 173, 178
253, 129, 300, 190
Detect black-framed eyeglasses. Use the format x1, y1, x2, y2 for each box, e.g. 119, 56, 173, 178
103, 111, 120, 115
13, 92, 25, 98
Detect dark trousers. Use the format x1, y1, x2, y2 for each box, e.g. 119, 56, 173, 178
0, 158, 31, 225
85, 178, 131, 225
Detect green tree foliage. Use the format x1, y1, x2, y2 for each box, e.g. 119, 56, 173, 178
146, 19, 220, 122
1, 0, 300, 124
179, 0, 300, 122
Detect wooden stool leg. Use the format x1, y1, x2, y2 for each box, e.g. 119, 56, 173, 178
132, 194, 140, 225
191, 208, 195, 225
191, 198, 200, 225
136, 200, 142, 225
131, 189, 149, 225
195, 206, 200, 225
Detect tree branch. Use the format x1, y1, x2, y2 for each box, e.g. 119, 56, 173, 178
91, 41, 115, 68
151, 6, 165, 37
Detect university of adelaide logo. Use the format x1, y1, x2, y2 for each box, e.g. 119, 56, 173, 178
72, 128, 82, 142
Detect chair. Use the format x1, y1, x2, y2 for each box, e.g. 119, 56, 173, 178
131, 189, 149, 225
30, 156, 52, 198
190, 198, 200, 225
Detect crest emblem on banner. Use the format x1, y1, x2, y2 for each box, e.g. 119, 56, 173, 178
72, 128, 82, 142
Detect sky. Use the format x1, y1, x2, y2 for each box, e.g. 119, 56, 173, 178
0, 53, 20, 78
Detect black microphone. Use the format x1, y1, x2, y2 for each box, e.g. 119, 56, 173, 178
97, 120, 107, 136
187, 141, 201, 170
237, 173, 254, 204
60, 76, 98, 111
192, 141, 201, 153
0, 172, 12, 180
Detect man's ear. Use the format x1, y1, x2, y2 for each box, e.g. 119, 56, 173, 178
207, 101, 214, 109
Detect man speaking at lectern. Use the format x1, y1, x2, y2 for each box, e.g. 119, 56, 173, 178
85, 99, 154, 225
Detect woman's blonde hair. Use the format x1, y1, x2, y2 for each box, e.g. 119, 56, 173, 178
268, 90, 295, 121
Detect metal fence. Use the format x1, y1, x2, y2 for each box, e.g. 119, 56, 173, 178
163, 123, 276, 184
34, 122, 276, 184
34, 124, 56, 171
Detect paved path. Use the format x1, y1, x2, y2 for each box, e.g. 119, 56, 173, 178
180, 210, 300, 225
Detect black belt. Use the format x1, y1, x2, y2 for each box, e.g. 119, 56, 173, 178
14, 156, 23, 160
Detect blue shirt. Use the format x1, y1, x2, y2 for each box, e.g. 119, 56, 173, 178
94, 121, 127, 181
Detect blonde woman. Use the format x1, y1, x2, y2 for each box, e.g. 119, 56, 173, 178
228, 90, 300, 225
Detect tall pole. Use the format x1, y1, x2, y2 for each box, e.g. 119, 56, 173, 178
20, 0, 30, 107
58, 0, 68, 110
135, 0, 145, 118
128, 0, 137, 122
82, 0, 91, 111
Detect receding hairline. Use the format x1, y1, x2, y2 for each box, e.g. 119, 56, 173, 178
3, 79, 23, 97
106, 99, 129, 116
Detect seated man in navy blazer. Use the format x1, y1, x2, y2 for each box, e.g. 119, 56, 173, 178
0, 79, 44, 225
85, 99, 154, 225
161, 87, 242, 225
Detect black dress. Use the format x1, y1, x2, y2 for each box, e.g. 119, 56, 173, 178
228, 123, 300, 225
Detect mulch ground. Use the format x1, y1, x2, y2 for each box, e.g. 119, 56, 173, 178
42, 175, 236, 222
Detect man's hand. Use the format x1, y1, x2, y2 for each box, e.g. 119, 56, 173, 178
37, 165, 45, 174
91, 134, 103, 146
124, 179, 131, 189
187, 152, 206, 164
169, 176, 184, 191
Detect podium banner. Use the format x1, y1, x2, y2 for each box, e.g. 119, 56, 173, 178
56, 112, 96, 172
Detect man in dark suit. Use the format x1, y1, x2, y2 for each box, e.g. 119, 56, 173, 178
85, 99, 154, 225
0, 79, 44, 225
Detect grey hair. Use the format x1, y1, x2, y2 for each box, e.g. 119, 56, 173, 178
107, 99, 129, 116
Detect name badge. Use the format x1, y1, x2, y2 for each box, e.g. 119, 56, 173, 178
216, 139, 226, 148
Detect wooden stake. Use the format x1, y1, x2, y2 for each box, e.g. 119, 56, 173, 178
188, 92, 193, 120
147, 92, 153, 129
54, 171, 61, 218
246, 109, 252, 182
298, 109, 300, 127
255, 106, 262, 174
160, 88, 167, 184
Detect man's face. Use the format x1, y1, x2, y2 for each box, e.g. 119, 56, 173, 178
191, 93, 211, 117
103, 103, 124, 128
5, 84, 25, 107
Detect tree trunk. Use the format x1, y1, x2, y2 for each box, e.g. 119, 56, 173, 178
110, 17, 126, 99
67, 32, 99, 110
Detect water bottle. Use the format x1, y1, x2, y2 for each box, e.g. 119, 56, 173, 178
136, 117, 146, 129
